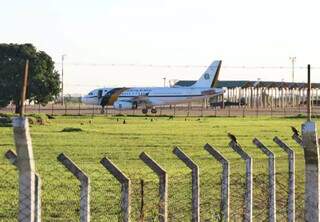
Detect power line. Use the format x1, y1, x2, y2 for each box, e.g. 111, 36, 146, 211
55, 62, 320, 69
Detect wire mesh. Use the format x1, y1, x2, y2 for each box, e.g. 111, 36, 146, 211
0, 163, 18, 222
0, 154, 308, 222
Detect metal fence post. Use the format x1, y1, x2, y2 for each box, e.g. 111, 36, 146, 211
204, 144, 229, 222
292, 133, 302, 146
173, 147, 200, 222
139, 152, 168, 222
228, 140, 252, 222
273, 137, 295, 222
302, 121, 320, 221
13, 117, 36, 222
291, 127, 303, 147
5, 149, 41, 222
100, 157, 131, 222
57, 153, 90, 222
253, 138, 276, 222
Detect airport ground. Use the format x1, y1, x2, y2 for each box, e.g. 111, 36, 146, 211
0, 114, 313, 221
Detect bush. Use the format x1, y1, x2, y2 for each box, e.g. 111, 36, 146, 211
61, 127, 83, 132
27, 113, 49, 125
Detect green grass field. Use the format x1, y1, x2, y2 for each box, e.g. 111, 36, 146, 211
0, 115, 314, 221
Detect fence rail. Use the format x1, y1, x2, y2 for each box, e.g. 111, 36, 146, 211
2, 103, 320, 117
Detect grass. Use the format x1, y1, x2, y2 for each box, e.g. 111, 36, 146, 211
0, 115, 315, 221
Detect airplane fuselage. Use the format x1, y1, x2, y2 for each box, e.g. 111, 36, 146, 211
82, 86, 224, 109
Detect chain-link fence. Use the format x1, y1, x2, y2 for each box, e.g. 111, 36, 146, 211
1, 154, 308, 221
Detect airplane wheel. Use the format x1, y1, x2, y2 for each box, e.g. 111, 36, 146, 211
132, 101, 138, 109
142, 108, 148, 114
151, 108, 157, 114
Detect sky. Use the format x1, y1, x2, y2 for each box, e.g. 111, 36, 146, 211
1, 0, 320, 94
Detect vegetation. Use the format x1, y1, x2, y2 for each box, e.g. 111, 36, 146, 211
0, 115, 313, 221
0, 43, 60, 113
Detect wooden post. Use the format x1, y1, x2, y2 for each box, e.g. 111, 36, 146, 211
307, 65, 312, 120
100, 157, 131, 222
228, 141, 252, 222
20, 60, 29, 117
252, 139, 276, 222
204, 144, 229, 222
173, 147, 200, 222
139, 152, 168, 222
273, 137, 295, 222
57, 153, 90, 222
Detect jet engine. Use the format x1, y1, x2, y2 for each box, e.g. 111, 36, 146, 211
113, 101, 134, 109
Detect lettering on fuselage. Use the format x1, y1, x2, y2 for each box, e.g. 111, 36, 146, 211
120, 88, 151, 97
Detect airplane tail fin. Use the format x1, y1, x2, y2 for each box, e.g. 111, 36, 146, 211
192, 60, 222, 88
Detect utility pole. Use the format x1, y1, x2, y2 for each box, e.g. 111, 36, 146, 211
61, 54, 66, 105
163, 77, 166, 87
289, 57, 296, 83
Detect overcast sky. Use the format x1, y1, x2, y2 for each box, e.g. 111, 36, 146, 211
1, 0, 320, 94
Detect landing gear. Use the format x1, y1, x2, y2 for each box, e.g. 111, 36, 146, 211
100, 106, 105, 114
142, 107, 157, 114
142, 108, 148, 114
132, 101, 138, 109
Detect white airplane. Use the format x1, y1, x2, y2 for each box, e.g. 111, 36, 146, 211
82, 60, 224, 114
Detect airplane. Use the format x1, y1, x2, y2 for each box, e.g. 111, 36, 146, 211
82, 60, 224, 114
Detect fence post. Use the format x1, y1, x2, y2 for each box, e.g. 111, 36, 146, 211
57, 153, 90, 222
228, 140, 252, 222
252, 138, 276, 222
100, 157, 131, 222
204, 144, 229, 222
12, 117, 36, 222
291, 132, 303, 146
5, 149, 41, 222
273, 136, 295, 222
139, 152, 168, 222
173, 147, 200, 222
302, 121, 320, 221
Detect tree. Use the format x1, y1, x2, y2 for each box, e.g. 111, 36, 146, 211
0, 43, 61, 113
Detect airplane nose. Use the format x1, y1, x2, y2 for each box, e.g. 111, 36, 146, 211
81, 96, 87, 104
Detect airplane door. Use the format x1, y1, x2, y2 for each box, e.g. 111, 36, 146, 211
98, 90, 103, 99
98, 89, 103, 105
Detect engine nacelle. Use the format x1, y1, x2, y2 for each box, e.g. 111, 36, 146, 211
113, 101, 133, 109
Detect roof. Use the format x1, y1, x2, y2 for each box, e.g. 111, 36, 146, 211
174, 80, 320, 89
